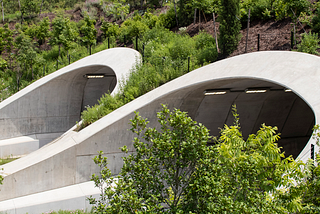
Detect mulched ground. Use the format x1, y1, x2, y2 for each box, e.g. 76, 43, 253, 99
185, 16, 309, 57
2, 6, 311, 57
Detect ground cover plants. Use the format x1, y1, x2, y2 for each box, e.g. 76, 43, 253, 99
0, 157, 19, 165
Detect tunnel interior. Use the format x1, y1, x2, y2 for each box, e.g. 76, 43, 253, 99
180, 78, 315, 159
80, 66, 117, 112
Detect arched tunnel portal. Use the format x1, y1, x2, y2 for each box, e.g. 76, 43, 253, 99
179, 78, 315, 159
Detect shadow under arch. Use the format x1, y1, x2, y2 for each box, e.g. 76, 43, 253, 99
179, 77, 315, 159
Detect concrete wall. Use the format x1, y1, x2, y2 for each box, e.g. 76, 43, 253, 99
0, 48, 140, 143
0, 51, 319, 202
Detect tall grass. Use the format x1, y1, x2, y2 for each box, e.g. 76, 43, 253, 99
80, 28, 218, 128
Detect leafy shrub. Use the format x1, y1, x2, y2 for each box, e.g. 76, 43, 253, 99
168, 35, 195, 61
273, 0, 311, 20
142, 12, 159, 28
156, 6, 176, 29
101, 21, 120, 39
240, 0, 273, 21
312, 3, 320, 33
193, 31, 218, 64
120, 18, 148, 41
296, 32, 320, 55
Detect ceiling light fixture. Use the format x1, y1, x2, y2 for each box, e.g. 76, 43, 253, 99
284, 89, 292, 92
84, 74, 105, 79
204, 89, 229, 96
245, 88, 268, 94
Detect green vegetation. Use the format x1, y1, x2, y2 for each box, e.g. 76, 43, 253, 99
80, 28, 217, 128
219, 0, 241, 56
89, 105, 313, 213
0, 157, 19, 165
297, 32, 320, 55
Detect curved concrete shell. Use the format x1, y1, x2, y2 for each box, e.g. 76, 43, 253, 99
0, 51, 319, 213
0, 47, 140, 152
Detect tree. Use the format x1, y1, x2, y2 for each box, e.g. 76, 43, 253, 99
20, 0, 41, 20
299, 125, 320, 213
297, 32, 320, 55
35, 17, 50, 46
101, 21, 120, 40
89, 104, 212, 213
50, 16, 78, 58
0, 23, 13, 58
79, 15, 97, 55
219, 0, 242, 56
15, 33, 38, 82
90, 105, 306, 213
50, 16, 67, 58
183, 106, 305, 213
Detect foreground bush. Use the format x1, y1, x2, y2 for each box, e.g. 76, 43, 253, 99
89, 105, 306, 213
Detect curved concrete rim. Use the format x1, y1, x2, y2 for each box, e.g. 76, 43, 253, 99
0, 47, 140, 109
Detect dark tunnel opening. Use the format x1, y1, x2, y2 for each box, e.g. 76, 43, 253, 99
180, 78, 315, 159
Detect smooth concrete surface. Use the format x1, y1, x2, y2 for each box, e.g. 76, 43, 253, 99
0, 47, 140, 141
0, 132, 65, 158
0, 181, 99, 214
0, 51, 320, 211
0, 136, 38, 158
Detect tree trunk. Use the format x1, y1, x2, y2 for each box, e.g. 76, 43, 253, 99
194, 8, 197, 24
39, 0, 44, 17
245, 9, 250, 53
213, 13, 219, 53
58, 44, 61, 59
2, 1, 4, 23
140, 0, 143, 9
31, 63, 33, 80
18, 0, 23, 24
173, 0, 179, 27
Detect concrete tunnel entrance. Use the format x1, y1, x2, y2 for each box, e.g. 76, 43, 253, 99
180, 78, 315, 159
80, 66, 117, 112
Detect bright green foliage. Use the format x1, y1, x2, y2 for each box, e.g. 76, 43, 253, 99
156, 7, 176, 29
0, 24, 14, 55
90, 105, 306, 213
36, 17, 51, 45
184, 106, 306, 213
188, 0, 219, 14
219, 0, 242, 56
101, 21, 120, 39
299, 125, 320, 213
142, 11, 159, 28
312, 3, 320, 33
273, 0, 311, 20
50, 16, 69, 56
15, 33, 39, 80
101, 0, 129, 21
120, 18, 148, 41
21, 0, 41, 18
240, 0, 273, 21
81, 27, 218, 128
24, 24, 38, 40
296, 32, 320, 55
50, 16, 79, 57
194, 31, 218, 65
79, 16, 97, 53
89, 105, 212, 213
